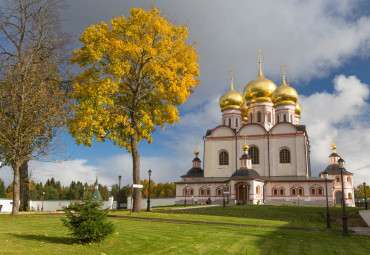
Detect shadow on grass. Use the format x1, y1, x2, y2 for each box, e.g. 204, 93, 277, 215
9, 233, 76, 245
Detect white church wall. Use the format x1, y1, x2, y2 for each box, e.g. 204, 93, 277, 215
264, 181, 334, 206
204, 137, 236, 177
270, 136, 298, 176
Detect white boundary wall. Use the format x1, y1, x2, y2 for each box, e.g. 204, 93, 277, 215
0, 197, 116, 213
127, 196, 176, 209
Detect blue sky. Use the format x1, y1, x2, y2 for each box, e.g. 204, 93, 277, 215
1, 0, 370, 188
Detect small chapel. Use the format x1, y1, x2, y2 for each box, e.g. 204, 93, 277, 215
175, 53, 355, 207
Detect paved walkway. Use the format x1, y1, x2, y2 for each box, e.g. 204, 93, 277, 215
350, 210, 370, 236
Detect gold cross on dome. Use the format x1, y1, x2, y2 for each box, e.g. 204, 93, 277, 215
280, 62, 287, 75
237, 83, 243, 93
255, 49, 264, 63
330, 136, 336, 146
195, 142, 199, 150
286, 78, 292, 86
228, 69, 235, 80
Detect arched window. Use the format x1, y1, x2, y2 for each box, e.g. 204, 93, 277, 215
283, 114, 287, 122
348, 193, 352, 199
298, 188, 304, 195
336, 176, 340, 182
280, 148, 290, 163
250, 113, 253, 123
273, 189, 278, 196
347, 177, 351, 184
290, 114, 294, 123
206, 189, 210, 196
219, 151, 229, 165
235, 118, 238, 127
291, 188, 296, 196
267, 112, 271, 123
311, 188, 316, 195
216, 187, 223, 196
277, 115, 280, 123
318, 188, 323, 195
257, 112, 262, 122
256, 186, 260, 195
249, 146, 259, 164
200, 188, 205, 196
228, 118, 231, 127
279, 188, 284, 196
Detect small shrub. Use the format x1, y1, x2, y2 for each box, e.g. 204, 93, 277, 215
61, 200, 115, 243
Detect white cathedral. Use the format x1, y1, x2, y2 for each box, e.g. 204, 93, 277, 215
175, 55, 355, 207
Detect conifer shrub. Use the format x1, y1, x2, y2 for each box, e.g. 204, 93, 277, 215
61, 200, 115, 243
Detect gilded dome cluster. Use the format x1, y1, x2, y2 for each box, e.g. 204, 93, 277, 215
219, 56, 302, 117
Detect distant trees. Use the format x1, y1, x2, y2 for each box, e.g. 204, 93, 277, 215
354, 184, 370, 198
0, 178, 6, 198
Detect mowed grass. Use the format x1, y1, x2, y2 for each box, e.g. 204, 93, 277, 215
0, 206, 368, 255
113, 204, 362, 230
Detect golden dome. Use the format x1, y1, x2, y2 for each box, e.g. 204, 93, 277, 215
194, 149, 199, 156
244, 61, 277, 103
243, 144, 249, 151
295, 102, 301, 117
271, 73, 298, 106
219, 76, 244, 110
330, 144, 337, 151
241, 105, 248, 121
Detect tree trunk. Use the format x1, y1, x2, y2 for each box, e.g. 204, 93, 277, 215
12, 163, 20, 215
20, 161, 30, 211
131, 130, 141, 213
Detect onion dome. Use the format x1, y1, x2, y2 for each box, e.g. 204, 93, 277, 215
244, 60, 277, 103
271, 71, 298, 106
241, 105, 248, 121
295, 102, 301, 117
219, 75, 244, 110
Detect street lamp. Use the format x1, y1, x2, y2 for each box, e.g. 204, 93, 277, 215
42, 191, 45, 211
298, 195, 300, 206
147, 169, 152, 212
184, 184, 188, 207
223, 182, 226, 208
324, 173, 331, 228
243, 185, 246, 205
118, 175, 122, 210
364, 182, 368, 210
338, 157, 348, 235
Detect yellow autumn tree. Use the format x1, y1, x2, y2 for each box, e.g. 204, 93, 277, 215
69, 7, 199, 212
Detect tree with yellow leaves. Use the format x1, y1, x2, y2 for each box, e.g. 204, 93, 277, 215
69, 7, 199, 212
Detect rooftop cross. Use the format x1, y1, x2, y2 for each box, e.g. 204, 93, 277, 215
280, 62, 287, 75
255, 49, 264, 63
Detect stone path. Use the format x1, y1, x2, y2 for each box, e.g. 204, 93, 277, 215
351, 210, 370, 236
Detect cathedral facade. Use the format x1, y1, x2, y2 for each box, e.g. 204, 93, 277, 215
175, 56, 355, 207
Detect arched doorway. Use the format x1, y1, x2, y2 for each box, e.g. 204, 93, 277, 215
335, 191, 342, 205
236, 183, 248, 204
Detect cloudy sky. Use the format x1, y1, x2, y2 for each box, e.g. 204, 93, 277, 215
1, 0, 370, 188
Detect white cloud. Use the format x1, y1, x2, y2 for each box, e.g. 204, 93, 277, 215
301, 75, 370, 186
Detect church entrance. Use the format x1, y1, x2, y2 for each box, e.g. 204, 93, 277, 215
335, 191, 343, 205
236, 183, 248, 204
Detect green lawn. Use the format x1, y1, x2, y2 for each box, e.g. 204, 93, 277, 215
112, 204, 363, 229
0, 206, 369, 254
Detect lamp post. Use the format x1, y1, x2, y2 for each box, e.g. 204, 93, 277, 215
184, 184, 188, 207
364, 182, 368, 210
147, 169, 152, 212
118, 175, 122, 210
338, 157, 348, 235
42, 191, 45, 211
223, 182, 226, 208
298, 195, 300, 206
243, 185, 246, 205
324, 173, 331, 228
